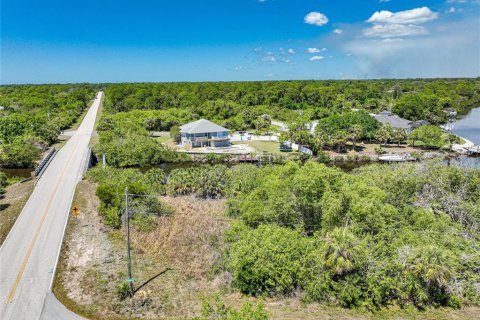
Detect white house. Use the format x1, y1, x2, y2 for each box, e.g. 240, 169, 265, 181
180, 119, 230, 148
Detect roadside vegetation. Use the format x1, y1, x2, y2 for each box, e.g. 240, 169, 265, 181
0, 84, 98, 168
55, 159, 480, 319
0, 176, 35, 245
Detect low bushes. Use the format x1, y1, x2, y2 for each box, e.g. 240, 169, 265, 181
0, 143, 41, 168
88, 167, 170, 228
165, 165, 229, 198
197, 297, 269, 320
222, 161, 480, 310
96, 132, 188, 167
226, 224, 311, 296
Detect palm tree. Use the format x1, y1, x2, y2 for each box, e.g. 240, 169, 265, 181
333, 130, 348, 153
323, 227, 363, 276
392, 128, 408, 146
410, 245, 452, 288
349, 125, 363, 151
375, 124, 393, 147
312, 132, 326, 154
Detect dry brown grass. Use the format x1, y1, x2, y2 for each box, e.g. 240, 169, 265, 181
0, 180, 34, 245
54, 187, 233, 319
132, 196, 230, 279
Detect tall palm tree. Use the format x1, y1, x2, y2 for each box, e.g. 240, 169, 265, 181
333, 130, 348, 153
392, 128, 408, 146
349, 125, 363, 151
375, 124, 393, 147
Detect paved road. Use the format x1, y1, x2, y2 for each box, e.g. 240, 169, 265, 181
0, 92, 103, 320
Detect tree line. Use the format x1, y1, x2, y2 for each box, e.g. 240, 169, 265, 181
103, 79, 480, 132
0, 84, 99, 167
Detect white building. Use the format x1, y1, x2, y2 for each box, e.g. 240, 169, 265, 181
180, 119, 230, 148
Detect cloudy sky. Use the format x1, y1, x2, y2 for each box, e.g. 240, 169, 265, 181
1, 0, 479, 83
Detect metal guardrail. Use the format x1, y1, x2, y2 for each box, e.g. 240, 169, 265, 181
34, 148, 57, 179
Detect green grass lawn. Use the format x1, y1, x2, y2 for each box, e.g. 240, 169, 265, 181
154, 135, 176, 148
233, 140, 285, 155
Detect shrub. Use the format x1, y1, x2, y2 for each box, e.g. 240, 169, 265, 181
360, 155, 371, 162
97, 132, 187, 167
0, 172, 7, 196
227, 224, 311, 296
88, 166, 169, 228
170, 125, 181, 143
197, 297, 269, 320
166, 165, 228, 198
374, 146, 385, 155
0, 143, 41, 168
316, 151, 331, 163
116, 281, 131, 300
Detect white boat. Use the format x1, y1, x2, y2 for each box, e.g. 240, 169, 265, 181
440, 124, 453, 132
379, 153, 416, 162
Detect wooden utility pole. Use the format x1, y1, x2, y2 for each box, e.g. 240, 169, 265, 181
124, 187, 135, 297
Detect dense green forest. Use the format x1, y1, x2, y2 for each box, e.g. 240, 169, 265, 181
88, 160, 480, 311
103, 79, 480, 128
0, 84, 98, 167
93, 79, 480, 166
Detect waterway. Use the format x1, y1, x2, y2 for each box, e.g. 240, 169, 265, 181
451, 106, 480, 145
450, 106, 480, 169
0, 168, 32, 179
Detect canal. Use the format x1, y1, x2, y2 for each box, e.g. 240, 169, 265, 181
452, 106, 480, 145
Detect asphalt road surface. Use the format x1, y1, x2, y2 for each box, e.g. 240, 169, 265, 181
0, 92, 103, 320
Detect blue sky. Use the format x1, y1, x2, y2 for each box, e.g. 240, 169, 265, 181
1, 0, 479, 84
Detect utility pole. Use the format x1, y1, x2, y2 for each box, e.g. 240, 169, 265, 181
124, 187, 135, 297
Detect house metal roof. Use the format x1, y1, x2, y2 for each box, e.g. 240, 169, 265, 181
373, 111, 413, 129
180, 119, 229, 134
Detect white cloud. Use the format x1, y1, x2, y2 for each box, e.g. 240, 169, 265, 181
367, 7, 438, 25
279, 47, 296, 55
262, 52, 276, 63
333, 28, 343, 35
307, 47, 327, 53
364, 7, 438, 39
447, 7, 456, 13
345, 18, 480, 78
253, 47, 263, 53
309, 55, 324, 61
304, 12, 329, 26
363, 24, 428, 38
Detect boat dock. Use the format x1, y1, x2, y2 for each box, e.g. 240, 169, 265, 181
467, 146, 480, 156
451, 137, 478, 155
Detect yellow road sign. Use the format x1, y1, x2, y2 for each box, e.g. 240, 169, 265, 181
71, 206, 80, 216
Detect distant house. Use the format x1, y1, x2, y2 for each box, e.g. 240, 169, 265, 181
180, 119, 230, 148
372, 111, 428, 133
412, 120, 430, 128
